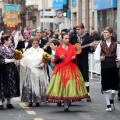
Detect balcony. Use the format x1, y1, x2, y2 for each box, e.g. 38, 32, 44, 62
25, 0, 38, 10
26, 0, 38, 6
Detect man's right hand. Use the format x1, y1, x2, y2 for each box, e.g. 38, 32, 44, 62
100, 55, 105, 61
11, 59, 15, 63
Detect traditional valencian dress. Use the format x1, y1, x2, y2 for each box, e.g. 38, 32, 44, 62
20, 47, 49, 103
0, 53, 5, 99
0, 45, 20, 99
45, 43, 88, 102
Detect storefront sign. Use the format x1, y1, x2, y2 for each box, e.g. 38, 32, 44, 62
40, 11, 56, 16
94, 0, 117, 10
52, 0, 66, 10
56, 10, 63, 18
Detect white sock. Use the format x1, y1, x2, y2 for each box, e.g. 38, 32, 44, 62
0, 99, 3, 105
110, 93, 116, 100
64, 100, 70, 108
104, 92, 110, 105
7, 98, 11, 104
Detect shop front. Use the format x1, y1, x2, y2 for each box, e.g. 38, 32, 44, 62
94, 0, 117, 38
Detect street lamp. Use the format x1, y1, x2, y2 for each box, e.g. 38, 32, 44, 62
42, 0, 45, 30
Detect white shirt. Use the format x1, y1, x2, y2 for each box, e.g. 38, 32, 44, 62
94, 41, 120, 61
25, 41, 29, 48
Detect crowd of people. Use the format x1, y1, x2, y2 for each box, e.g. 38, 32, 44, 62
0, 23, 120, 112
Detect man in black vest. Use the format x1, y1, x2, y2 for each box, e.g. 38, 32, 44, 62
16, 30, 31, 53
26, 28, 51, 57
70, 22, 95, 102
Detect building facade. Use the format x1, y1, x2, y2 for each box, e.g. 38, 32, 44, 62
70, 0, 94, 33
38, 0, 55, 30
94, 0, 117, 38
1, 0, 119, 38
25, 0, 39, 29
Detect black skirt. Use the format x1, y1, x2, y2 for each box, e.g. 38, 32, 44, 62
101, 57, 119, 91
101, 67, 119, 91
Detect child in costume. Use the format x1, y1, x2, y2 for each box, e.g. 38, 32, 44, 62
49, 40, 60, 70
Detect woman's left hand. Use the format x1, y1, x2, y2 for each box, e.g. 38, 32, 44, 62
15, 60, 20, 66
39, 62, 45, 68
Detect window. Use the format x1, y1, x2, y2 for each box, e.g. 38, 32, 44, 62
4, 0, 9, 3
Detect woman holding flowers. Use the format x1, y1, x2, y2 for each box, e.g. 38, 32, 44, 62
0, 35, 20, 110
45, 33, 88, 112
20, 37, 49, 107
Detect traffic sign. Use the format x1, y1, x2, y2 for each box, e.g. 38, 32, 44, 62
56, 10, 63, 18
40, 11, 56, 16
54, 17, 63, 24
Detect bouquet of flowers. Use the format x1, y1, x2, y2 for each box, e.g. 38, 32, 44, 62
14, 49, 24, 60
42, 52, 51, 63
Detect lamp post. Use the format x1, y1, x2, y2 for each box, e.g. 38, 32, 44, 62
42, 0, 44, 30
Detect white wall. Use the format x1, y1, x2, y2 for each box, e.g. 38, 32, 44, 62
26, 0, 38, 6
48, 0, 52, 8
38, 0, 50, 10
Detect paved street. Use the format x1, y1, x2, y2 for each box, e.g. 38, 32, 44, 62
0, 77, 120, 120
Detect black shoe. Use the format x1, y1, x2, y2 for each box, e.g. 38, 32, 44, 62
86, 96, 91, 102
28, 102, 33, 107
57, 102, 61, 106
106, 105, 112, 112
7, 104, 15, 109
64, 108, 69, 112
36, 103, 40, 107
117, 96, 120, 101
110, 99, 115, 110
0, 105, 5, 110
2, 99, 5, 103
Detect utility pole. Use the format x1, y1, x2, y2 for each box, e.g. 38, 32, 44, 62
42, 0, 45, 30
